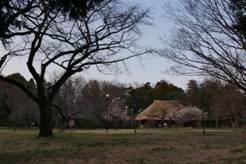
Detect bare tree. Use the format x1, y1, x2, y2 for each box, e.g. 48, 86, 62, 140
176, 106, 203, 125
212, 84, 245, 128
53, 76, 86, 131
102, 97, 130, 130
160, 0, 246, 92
0, 0, 149, 137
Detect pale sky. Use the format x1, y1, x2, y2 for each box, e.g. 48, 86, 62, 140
85, 0, 200, 89
0, 0, 201, 90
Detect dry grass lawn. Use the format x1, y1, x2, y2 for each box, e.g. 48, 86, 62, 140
0, 128, 246, 164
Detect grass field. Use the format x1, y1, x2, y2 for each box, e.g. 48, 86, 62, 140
0, 128, 246, 164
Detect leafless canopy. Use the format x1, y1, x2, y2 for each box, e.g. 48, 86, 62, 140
0, 0, 149, 103
161, 0, 246, 91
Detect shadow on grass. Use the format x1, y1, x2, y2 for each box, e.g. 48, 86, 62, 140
0, 152, 32, 164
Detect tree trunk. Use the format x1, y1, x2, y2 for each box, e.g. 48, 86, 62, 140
215, 116, 218, 128
39, 103, 53, 137
231, 117, 234, 128
202, 111, 206, 135
234, 112, 240, 128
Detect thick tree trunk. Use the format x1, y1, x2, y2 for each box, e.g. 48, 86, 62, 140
39, 103, 53, 137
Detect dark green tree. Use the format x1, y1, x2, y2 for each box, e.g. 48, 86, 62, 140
186, 80, 200, 107
0, 91, 11, 124
230, 0, 246, 38
0, 74, 38, 127
6, 73, 35, 89
0, 0, 103, 44
152, 80, 186, 103
126, 82, 153, 113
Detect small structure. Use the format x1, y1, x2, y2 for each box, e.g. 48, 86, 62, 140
135, 100, 182, 127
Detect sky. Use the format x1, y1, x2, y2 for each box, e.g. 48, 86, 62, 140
0, 0, 201, 90
85, 0, 200, 89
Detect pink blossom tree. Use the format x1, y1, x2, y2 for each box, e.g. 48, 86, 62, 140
103, 97, 130, 129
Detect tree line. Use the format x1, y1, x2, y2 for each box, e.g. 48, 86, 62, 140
1, 73, 246, 129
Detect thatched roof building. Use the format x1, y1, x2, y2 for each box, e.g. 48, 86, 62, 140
135, 100, 182, 121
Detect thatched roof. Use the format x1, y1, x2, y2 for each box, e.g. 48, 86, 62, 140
135, 100, 182, 121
